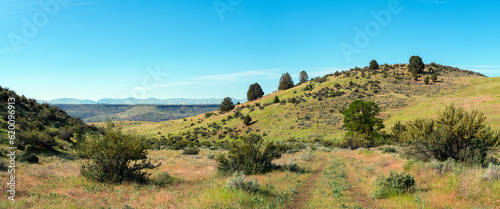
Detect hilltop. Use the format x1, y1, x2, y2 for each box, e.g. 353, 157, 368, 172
100, 63, 498, 145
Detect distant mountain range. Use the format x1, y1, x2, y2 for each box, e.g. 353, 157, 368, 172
38, 97, 246, 105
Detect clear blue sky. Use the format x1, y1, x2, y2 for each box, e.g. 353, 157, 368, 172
1, 0, 499, 101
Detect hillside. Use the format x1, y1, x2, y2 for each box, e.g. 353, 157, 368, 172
55, 104, 220, 122
0, 87, 94, 153
101, 63, 496, 144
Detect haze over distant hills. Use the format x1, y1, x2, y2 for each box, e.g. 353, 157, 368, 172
39, 97, 246, 105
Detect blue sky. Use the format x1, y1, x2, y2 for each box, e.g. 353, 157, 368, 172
1, 0, 499, 101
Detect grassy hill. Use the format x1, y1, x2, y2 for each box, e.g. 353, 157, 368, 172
55, 104, 219, 122
0, 86, 94, 155
99, 64, 497, 144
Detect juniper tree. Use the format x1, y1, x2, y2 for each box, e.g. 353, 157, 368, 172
278, 73, 294, 90
247, 83, 264, 101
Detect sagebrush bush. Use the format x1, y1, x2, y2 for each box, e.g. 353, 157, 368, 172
216, 134, 281, 175
225, 171, 259, 193
338, 133, 370, 149
301, 151, 315, 162
79, 122, 160, 184
372, 171, 416, 199
182, 147, 200, 155
398, 105, 499, 166
482, 163, 500, 181
153, 172, 179, 186
431, 158, 456, 176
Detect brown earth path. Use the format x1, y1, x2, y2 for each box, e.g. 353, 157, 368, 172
285, 159, 328, 209
342, 155, 378, 209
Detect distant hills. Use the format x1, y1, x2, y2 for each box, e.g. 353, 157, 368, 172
39, 97, 246, 105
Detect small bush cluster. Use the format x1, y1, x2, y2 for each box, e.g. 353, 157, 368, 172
79, 123, 160, 184
216, 134, 281, 175
153, 172, 180, 186
182, 147, 200, 155
372, 171, 416, 199
226, 171, 259, 193
482, 163, 500, 181
397, 105, 499, 166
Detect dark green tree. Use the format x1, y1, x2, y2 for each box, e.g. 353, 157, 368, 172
273, 96, 280, 103
299, 71, 309, 84
431, 73, 438, 82
424, 76, 430, 85
343, 100, 384, 137
369, 60, 379, 71
247, 83, 264, 101
408, 56, 425, 74
278, 73, 294, 90
219, 97, 235, 113
243, 114, 252, 126
79, 122, 160, 183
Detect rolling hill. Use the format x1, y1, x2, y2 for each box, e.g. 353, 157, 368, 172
99, 63, 498, 144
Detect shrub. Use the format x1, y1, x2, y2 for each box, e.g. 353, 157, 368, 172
0, 161, 8, 171
379, 146, 397, 153
153, 172, 179, 186
431, 158, 456, 176
216, 134, 281, 175
398, 105, 500, 165
338, 133, 371, 149
243, 114, 252, 126
226, 171, 259, 193
372, 171, 416, 199
424, 76, 430, 84
205, 112, 214, 118
301, 151, 315, 161
19, 129, 56, 149
19, 153, 39, 163
273, 96, 280, 103
79, 122, 160, 184
59, 127, 74, 142
431, 73, 438, 82
482, 163, 500, 181
183, 147, 200, 155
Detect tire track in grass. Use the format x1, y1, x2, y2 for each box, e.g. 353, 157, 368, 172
341, 154, 378, 209
285, 158, 328, 209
